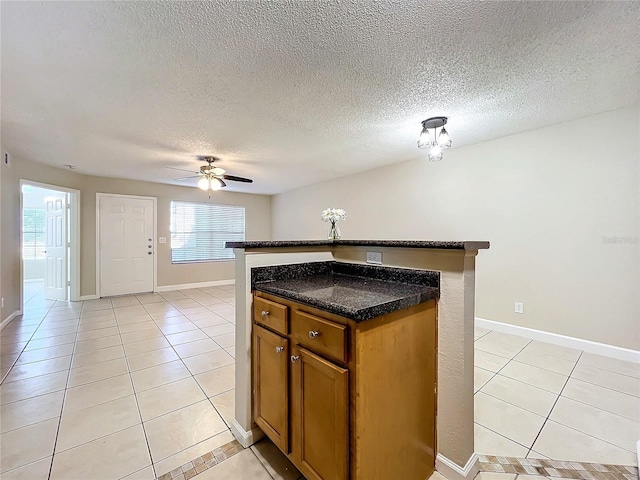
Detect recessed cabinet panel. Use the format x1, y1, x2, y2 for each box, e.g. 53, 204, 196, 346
253, 324, 289, 452
254, 297, 289, 335
291, 346, 348, 480
291, 310, 347, 364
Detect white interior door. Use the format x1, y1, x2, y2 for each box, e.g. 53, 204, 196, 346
99, 195, 155, 297
44, 195, 68, 301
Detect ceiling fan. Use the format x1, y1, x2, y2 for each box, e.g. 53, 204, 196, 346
166, 156, 253, 193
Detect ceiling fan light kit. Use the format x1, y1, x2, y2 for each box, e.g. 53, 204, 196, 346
167, 156, 253, 194
418, 116, 452, 162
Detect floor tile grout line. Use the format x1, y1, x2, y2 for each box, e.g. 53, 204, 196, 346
1, 288, 235, 478
525, 350, 584, 458
113, 298, 158, 480
475, 335, 533, 389
47, 299, 85, 480
127, 287, 234, 475
555, 388, 640, 423
573, 359, 640, 381
474, 421, 532, 451
140, 287, 236, 474
0, 293, 58, 385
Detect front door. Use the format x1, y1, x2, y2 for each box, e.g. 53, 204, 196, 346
44, 195, 68, 301
99, 195, 155, 297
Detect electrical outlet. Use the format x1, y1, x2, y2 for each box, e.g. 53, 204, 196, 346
366, 251, 382, 264
515, 301, 524, 314
159, 237, 167, 244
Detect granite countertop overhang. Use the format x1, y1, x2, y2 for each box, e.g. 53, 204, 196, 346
227, 239, 490, 250
251, 261, 440, 322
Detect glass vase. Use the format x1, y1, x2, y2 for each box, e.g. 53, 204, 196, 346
327, 221, 341, 240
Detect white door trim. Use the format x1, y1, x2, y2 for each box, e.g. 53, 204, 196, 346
19, 180, 81, 305
96, 193, 157, 298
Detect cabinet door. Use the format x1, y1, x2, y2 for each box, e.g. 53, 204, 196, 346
253, 324, 289, 452
290, 346, 349, 480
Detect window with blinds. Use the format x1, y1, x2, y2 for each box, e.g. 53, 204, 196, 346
170, 201, 245, 263
23, 208, 46, 260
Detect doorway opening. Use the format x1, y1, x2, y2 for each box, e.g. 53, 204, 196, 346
20, 181, 80, 309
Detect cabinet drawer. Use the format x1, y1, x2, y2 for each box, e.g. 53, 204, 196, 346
291, 310, 347, 363
254, 297, 288, 335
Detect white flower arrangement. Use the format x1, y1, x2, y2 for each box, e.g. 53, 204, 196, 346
321, 208, 347, 223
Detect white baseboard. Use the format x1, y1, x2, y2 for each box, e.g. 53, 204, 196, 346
436, 453, 479, 480
230, 419, 264, 448
156, 279, 235, 292
1, 310, 23, 331
476, 317, 640, 364
79, 294, 99, 300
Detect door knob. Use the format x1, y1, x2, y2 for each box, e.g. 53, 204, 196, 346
290, 355, 300, 363
275, 346, 284, 353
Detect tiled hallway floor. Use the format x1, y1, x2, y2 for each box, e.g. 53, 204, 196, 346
474, 327, 640, 466
0, 285, 302, 480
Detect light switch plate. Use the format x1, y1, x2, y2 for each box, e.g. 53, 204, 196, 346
366, 251, 382, 264
159, 237, 167, 244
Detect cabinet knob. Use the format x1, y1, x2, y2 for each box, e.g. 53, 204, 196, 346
261, 310, 270, 317
308, 330, 320, 339
275, 346, 284, 353
290, 355, 300, 363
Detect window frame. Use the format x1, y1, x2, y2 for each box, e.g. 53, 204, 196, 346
170, 200, 246, 264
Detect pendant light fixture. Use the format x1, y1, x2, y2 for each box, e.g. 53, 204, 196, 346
418, 116, 452, 162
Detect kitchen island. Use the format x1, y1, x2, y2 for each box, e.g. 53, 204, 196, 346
227, 240, 490, 480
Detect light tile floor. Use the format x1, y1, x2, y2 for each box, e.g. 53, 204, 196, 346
474, 327, 640, 466
0, 284, 303, 480
3, 284, 638, 479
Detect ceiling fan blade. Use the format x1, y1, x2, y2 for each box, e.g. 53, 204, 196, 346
173, 175, 200, 180
165, 166, 198, 174
222, 174, 253, 183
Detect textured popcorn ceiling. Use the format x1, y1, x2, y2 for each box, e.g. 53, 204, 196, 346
1, 1, 639, 194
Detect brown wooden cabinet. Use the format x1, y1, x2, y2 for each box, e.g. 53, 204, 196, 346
252, 292, 437, 480
252, 324, 289, 452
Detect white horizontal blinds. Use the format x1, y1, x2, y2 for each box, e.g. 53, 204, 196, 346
170, 201, 245, 263
23, 208, 46, 260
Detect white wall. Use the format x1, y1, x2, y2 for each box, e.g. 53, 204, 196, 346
271, 105, 640, 350
1, 157, 271, 320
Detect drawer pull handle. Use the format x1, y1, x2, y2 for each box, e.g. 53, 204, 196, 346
290, 355, 300, 363
308, 330, 320, 339
261, 310, 270, 317
275, 346, 284, 353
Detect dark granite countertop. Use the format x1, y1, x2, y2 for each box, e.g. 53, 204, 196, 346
227, 239, 489, 250
252, 261, 439, 322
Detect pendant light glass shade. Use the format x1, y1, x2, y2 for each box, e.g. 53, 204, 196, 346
198, 177, 210, 190
417, 128, 431, 149
437, 127, 452, 148
210, 178, 223, 191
